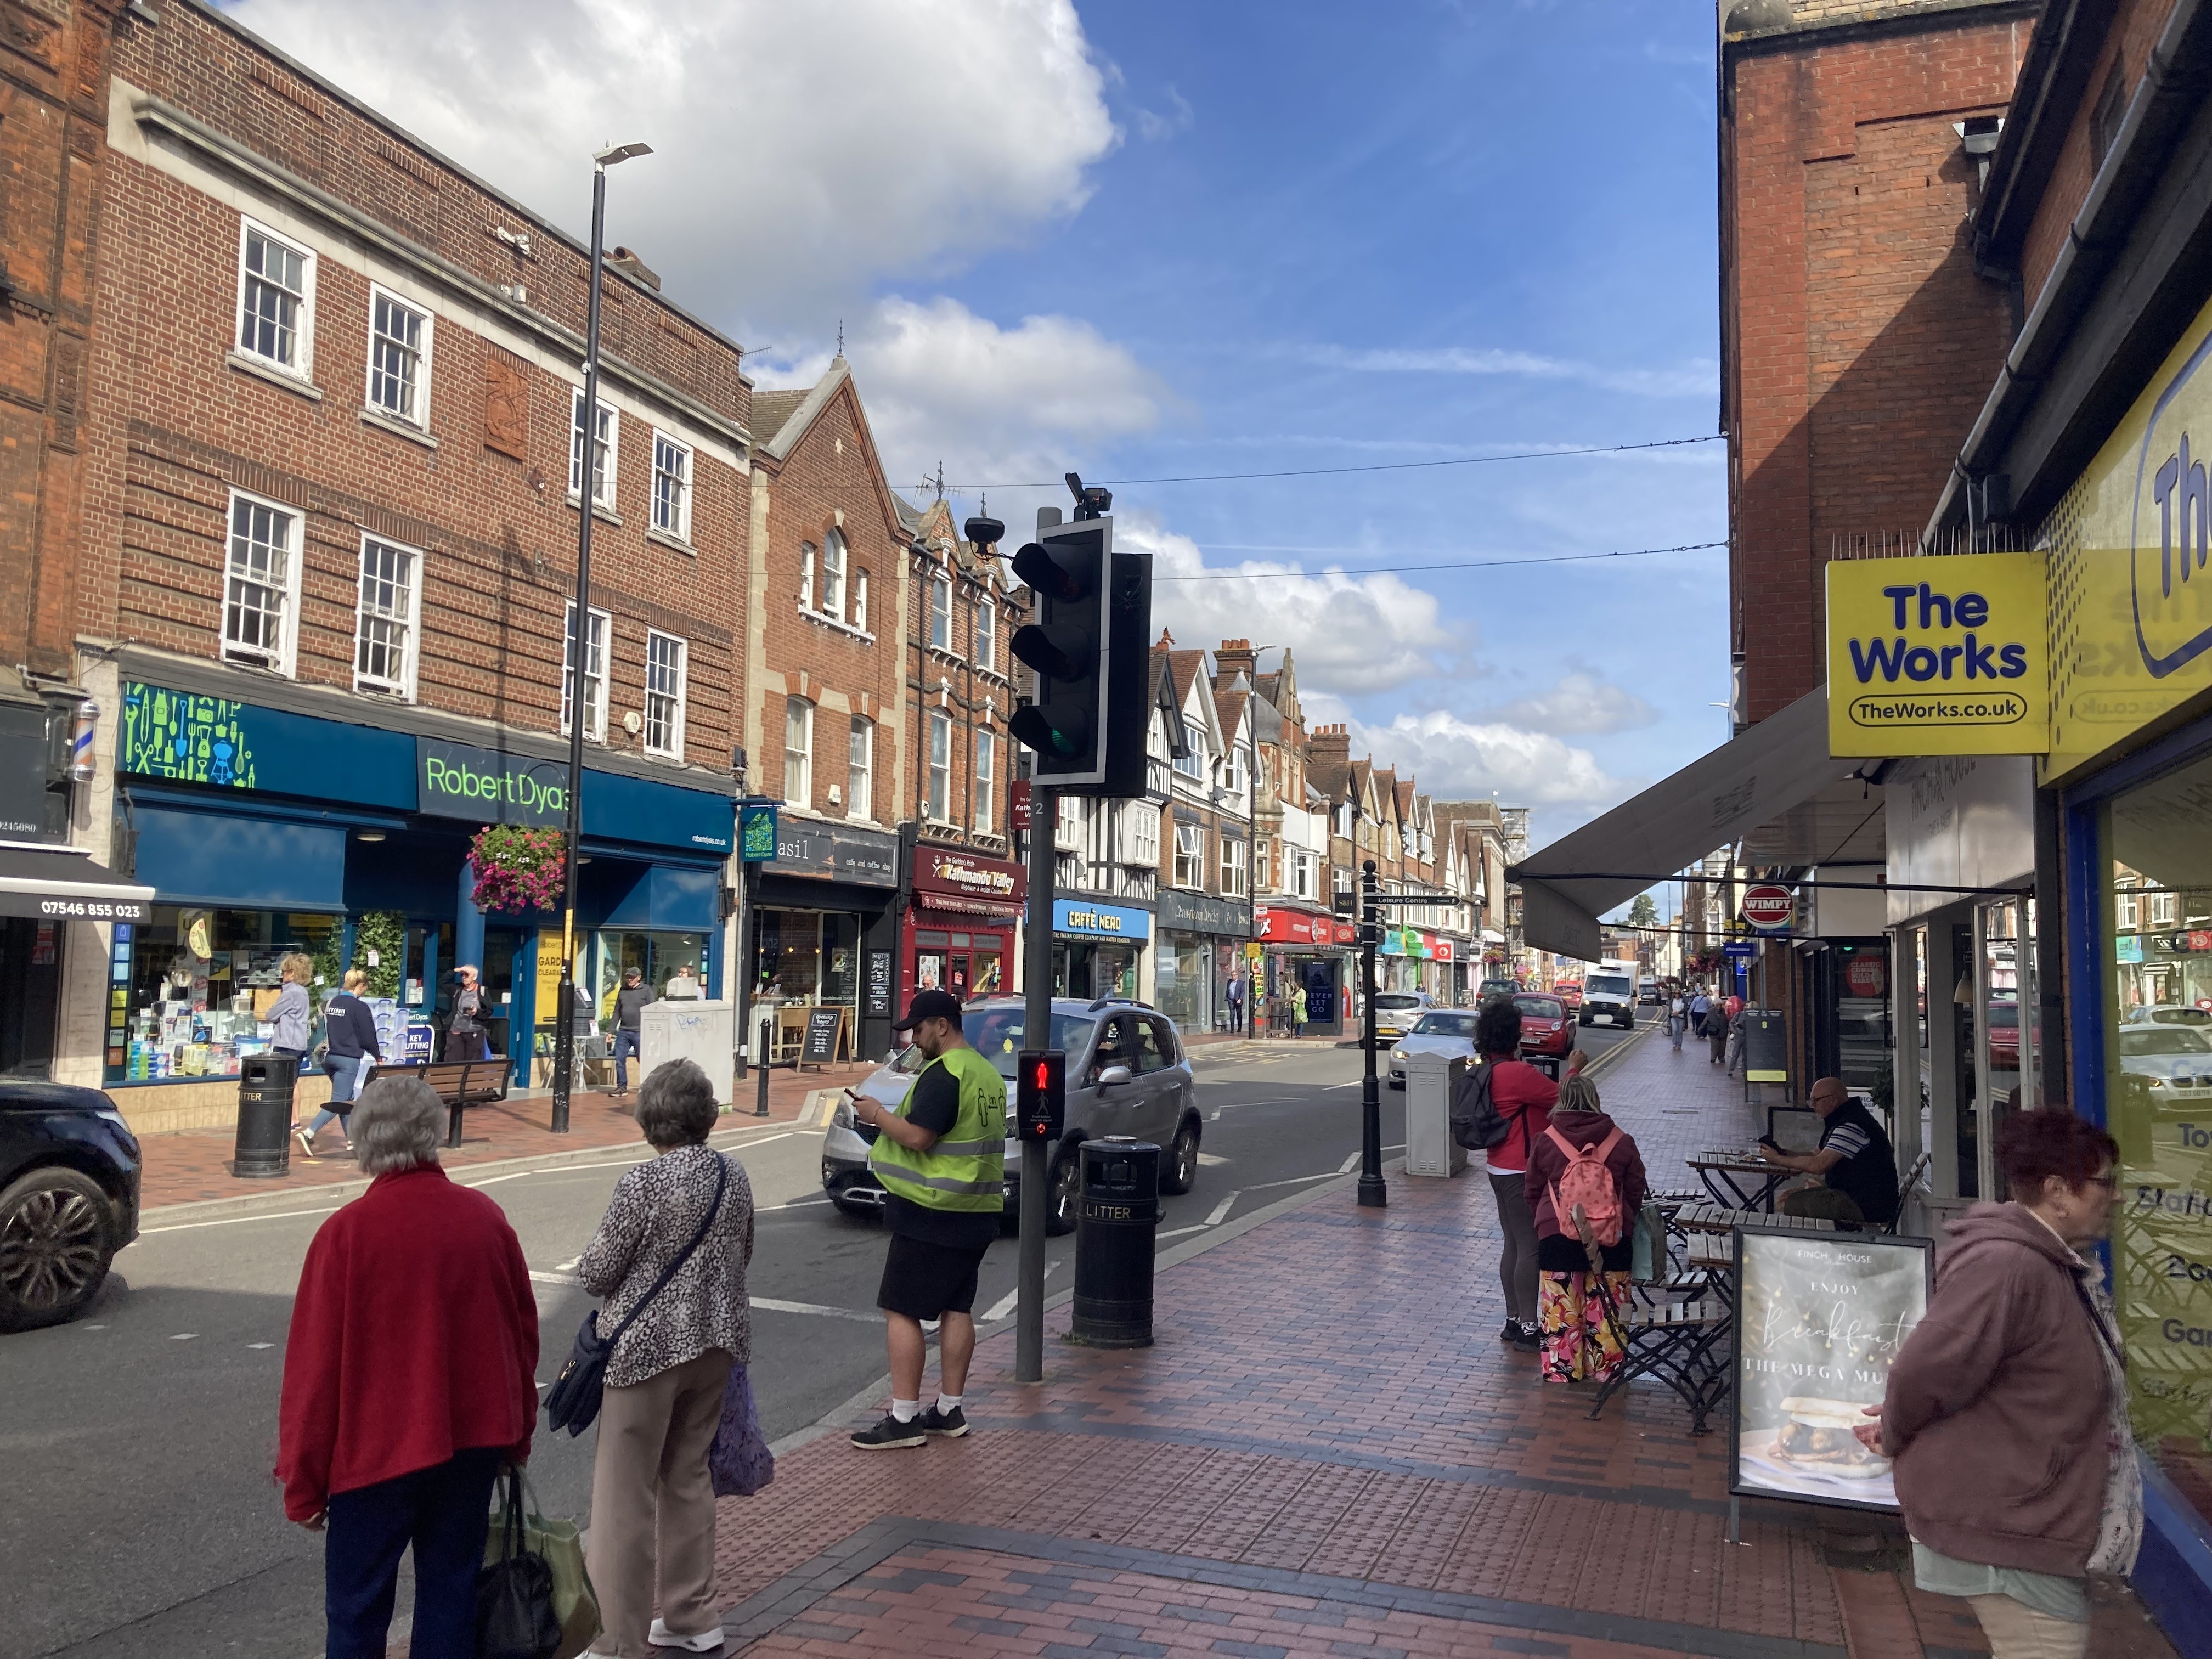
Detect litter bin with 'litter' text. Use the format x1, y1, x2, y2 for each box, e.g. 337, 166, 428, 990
1069, 1136, 1158, 1348
234, 1052, 298, 1178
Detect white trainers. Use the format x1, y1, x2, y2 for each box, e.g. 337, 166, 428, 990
647, 1619, 726, 1651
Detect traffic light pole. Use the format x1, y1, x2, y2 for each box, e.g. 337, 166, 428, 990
1017, 782, 1057, 1384
1358, 859, 1386, 1207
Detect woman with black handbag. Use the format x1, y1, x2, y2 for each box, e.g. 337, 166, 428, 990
569, 1058, 754, 1657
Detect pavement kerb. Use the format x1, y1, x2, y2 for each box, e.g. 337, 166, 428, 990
765, 1153, 1402, 1459
136, 1114, 820, 1232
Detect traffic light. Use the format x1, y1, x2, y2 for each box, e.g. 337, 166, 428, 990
1017, 1048, 1065, 1143
1008, 515, 1152, 796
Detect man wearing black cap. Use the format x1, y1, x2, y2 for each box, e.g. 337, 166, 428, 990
846, 988, 1006, 1449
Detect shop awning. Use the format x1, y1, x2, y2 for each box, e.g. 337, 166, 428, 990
0, 843, 155, 923
1508, 685, 1871, 961
915, 891, 1024, 921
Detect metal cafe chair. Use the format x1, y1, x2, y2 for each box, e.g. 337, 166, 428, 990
1885, 1150, 1933, 1235
1574, 1206, 1733, 1435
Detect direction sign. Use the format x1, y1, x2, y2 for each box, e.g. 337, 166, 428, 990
1740, 883, 1796, 931
1722, 941, 1758, 961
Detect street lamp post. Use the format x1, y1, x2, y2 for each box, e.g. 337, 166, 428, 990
551, 139, 652, 1136
1357, 858, 1386, 1207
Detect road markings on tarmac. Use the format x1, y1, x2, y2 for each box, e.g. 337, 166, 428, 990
169, 1333, 196, 1341
1338, 1150, 1361, 1173
247, 1342, 274, 1350
1197, 1152, 1229, 1167
1204, 1192, 1240, 1226
528, 1269, 876, 1325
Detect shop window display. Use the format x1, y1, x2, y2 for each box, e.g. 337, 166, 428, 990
106, 907, 338, 1082
593, 930, 707, 1023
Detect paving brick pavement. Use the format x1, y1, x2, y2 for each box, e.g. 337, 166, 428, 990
131, 1063, 872, 1212
703, 1024, 2178, 1658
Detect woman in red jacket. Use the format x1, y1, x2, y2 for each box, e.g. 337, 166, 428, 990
1475, 997, 1559, 1350
1523, 1073, 1646, 1383
276, 1075, 540, 1658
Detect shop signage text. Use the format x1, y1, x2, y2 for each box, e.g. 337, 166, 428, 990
915, 849, 1026, 906
1052, 898, 1152, 939
417, 738, 569, 825
765, 816, 898, 887
1157, 888, 1252, 938
1740, 884, 1796, 930
1826, 555, 2049, 757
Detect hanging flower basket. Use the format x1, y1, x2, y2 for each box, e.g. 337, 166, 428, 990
470, 825, 566, 914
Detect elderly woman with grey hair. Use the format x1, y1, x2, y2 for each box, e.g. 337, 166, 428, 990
579, 1058, 755, 1658
276, 1076, 539, 1656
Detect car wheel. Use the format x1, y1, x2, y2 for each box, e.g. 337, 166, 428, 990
0, 1167, 117, 1332
1388, 1076, 1405, 1090
1159, 1120, 1200, 1196
1045, 1145, 1082, 1237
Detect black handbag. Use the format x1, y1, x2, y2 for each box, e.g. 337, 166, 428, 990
476, 1464, 562, 1659
544, 1155, 727, 1437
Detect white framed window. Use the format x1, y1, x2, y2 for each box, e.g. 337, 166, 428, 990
847, 718, 873, 821
644, 631, 686, 759
783, 697, 814, 806
820, 529, 847, 622
353, 534, 420, 698
975, 598, 997, 672
1222, 836, 1248, 898
569, 391, 618, 507
2151, 888, 2180, 927
651, 432, 692, 540
974, 730, 996, 834
236, 219, 314, 377
365, 285, 431, 425
1255, 839, 1270, 891
1292, 849, 1317, 901
222, 490, 301, 673
1126, 806, 1160, 870
927, 712, 951, 821
799, 543, 815, 609
929, 572, 953, 651
853, 569, 870, 633
1174, 822, 1205, 889
561, 601, 610, 740
1175, 742, 1205, 780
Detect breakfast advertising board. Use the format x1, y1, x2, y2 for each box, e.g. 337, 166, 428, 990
1729, 1228, 1934, 1513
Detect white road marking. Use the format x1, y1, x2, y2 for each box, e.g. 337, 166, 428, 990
733, 1132, 797, 1150
553, 1255, 582, 1273
1204, 1192, 1239, 1226
1244, 1170, 1341, 1192
1156, 1224, 1209, 1239
142, 1205, 346, 1234
767, 1193, 836, 1210
529, 1270, 579, 1286
81, 1324, 105, 1331
979, 1288, 1019, 1323
461, 1170, 538, 1188
1196, 1152, 1229, 1167
169, 1333, 197, 1341
1338, 1150, 1361, 1173
748, 1296, 880, 1323
247, 1342, 274, 1350
1209, 1109, 1223, 1121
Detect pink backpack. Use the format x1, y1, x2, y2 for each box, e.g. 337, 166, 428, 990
1545, 1124, 1626, 1246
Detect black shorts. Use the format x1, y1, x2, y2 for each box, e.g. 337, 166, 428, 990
877, 1231, 989, 1321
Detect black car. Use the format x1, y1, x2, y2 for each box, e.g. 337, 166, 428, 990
1, 1080, 142, 1331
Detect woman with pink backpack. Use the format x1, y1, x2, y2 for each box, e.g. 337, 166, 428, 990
1523, 1073, 1647, 1384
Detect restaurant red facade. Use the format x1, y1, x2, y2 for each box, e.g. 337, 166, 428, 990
901, 845, 1026, 1005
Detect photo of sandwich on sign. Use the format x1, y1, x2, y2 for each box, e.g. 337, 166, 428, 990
1738, 1396, 1897, 1504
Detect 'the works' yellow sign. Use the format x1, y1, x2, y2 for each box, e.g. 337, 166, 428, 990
1826, 554, 2049, 757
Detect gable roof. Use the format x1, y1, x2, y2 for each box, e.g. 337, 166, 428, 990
749, 388, 810, 449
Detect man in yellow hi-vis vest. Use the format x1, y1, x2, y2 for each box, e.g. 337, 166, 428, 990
845, 989, 1005, 1450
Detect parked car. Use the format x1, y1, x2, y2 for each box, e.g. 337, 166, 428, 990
2126, 1003, 2212, 1029
1478, 977, 1520, 1003
1514, 994, 1574, 1065
2116, 1025, 2212, 1099
1579, 970, 1637, 1029
1386, 1009, 1482, 1088
1369, 991, 1435, 1043
1, 1080, 142, 1332
820, 996, 1201, 1235
1987, 997, 2020, 1070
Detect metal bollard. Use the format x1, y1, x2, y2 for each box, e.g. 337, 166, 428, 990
234, 1052, 298, 1178
1069, 1136, 1158, 1348
755, 1018, 771, 1116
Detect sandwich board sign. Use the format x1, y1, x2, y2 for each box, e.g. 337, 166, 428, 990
1730, 1227, 1934, 1514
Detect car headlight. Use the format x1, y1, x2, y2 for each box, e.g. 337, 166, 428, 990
833, 1098, 857, 1130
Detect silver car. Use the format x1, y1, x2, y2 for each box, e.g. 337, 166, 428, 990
820, 996, 1201, 1234
1387, 1008, 1481, 1088
1370, 991, 1436, 1043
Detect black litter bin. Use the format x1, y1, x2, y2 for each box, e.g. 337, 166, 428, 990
235, 1052, 298, 1178
1070, 1136, 1159, 1348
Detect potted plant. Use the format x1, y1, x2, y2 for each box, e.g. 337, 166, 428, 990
469, 826, 566, 914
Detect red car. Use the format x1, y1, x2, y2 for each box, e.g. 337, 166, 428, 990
1515, 994, 1573, 1062
1553, 981, 1583, 1009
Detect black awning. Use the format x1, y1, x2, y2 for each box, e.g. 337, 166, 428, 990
0, 843, 156, 923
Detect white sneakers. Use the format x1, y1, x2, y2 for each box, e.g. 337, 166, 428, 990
647, 1618, 726, 1652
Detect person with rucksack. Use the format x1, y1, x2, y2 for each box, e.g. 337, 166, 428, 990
1523, 1073, 1647, 1384
1454, 997, 1559, 1351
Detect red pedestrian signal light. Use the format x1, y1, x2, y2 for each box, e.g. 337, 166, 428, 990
1016, 1048, 1065, 1143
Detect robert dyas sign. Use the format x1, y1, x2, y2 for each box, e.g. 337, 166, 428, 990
1826, 553, 2049, 757
415, 738, 569, 826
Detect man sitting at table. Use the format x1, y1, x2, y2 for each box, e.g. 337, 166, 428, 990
1758, 1076, 1898, 1228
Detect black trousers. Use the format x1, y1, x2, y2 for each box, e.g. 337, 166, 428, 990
323, 1446, 503, 1658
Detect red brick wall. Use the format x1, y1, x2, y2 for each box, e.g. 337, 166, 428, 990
903, 497, 1021, 864
1723, 14, 2026, 721
80, 0, 748, 770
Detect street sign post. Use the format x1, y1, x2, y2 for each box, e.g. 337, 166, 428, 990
1722, 941, 1759, 962
1740, 884, 1796, 932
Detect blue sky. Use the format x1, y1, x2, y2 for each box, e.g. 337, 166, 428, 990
238, 0, 1729, 848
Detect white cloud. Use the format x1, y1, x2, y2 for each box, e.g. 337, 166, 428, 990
1346, 711, 1636, 814
1481, 671, 1657, 736
1311, 344, 1717, 400
229, 0, 1119, 330
1133, 86, 1194, 142
1120, 517, 1456, 696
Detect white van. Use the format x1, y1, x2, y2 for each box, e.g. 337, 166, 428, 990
1582, 962, 1638, 1029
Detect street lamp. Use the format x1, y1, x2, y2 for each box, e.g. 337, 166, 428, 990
1357, 859, 1386, 1207
551, 138, 652, 1136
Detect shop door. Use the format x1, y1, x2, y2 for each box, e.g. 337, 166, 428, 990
0, 918, 60, 1078
481, 927, 530, 1077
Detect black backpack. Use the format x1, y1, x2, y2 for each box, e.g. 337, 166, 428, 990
1450, 1060, 1510, 1151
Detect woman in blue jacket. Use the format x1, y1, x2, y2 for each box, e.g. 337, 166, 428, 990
297, 968, 382, 1159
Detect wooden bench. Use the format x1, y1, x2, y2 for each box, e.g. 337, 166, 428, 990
375, 1060, 509, 1147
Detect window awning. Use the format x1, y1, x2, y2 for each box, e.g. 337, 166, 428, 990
0, 843, 156, 924
1506, 686, 1871, 960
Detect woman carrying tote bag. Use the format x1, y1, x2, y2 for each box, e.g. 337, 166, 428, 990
574, 1059, 754, 1658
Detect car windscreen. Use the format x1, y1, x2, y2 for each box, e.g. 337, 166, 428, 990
2120, 1028, 2212, 1057
1411, 1013, 1479, 1038
1587, 975, 1633, 997
2146, 1007, 2212, 1025
962, 1006, 1098, 1078
1987, 1002, 2018, 1029
1513, 996, 1564, 1020
1374, 994, 1424, 1009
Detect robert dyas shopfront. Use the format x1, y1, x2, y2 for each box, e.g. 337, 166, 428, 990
105, 672, 733, 1132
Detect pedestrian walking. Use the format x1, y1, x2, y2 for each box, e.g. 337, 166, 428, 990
445, 964, 488, 1064
1525, 1073, 1647, 1383
297, 968, 380, 1159
1707, 1001, 1729, 1065
1757, 1075, 1900, 1228
1857, 1110, 2136, 1659
1226, 970, 1245, 1035
1291, 982, 1308, 1037
1689, 986, 1712, 1040
611, 965, 654, 1098
1668, 991, 1688, 1051
270, 951, 314, 1135
1475, 997, 1559, 1351
578, 1058, 755, 1657
1724, 1003, 1746, 1076
845, 989, 1003, 1451
276, 1075, 539, 1658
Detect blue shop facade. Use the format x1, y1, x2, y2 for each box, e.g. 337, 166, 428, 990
109, 679, 732, 1091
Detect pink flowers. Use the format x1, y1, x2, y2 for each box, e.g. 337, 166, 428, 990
469, 826, 567, 913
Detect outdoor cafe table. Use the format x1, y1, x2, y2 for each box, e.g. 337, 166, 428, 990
1671, 1203, 1837, 1237
1686, 1148, 1791, 1212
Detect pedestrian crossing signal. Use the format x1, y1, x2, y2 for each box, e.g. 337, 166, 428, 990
1017, 1048, 1064, 1142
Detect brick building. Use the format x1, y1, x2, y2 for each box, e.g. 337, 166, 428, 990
42, 0, 754, 1127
